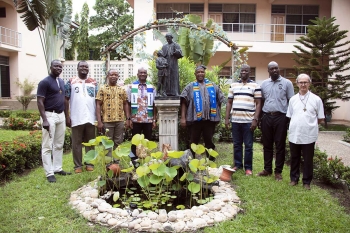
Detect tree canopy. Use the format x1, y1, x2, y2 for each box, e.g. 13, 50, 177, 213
293, 17, 350, 126
89, 0, 133, 60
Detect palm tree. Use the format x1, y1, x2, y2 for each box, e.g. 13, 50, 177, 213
13, 0, 47, 31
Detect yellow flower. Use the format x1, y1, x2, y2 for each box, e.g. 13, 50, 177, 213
209, 29, 214, 34
198, 26, 201, 30
154, 20, 158, 25
229, 42, 234, 47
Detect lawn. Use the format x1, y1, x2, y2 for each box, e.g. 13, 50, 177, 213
0, 142, 349, 233
0, 129, 31, 141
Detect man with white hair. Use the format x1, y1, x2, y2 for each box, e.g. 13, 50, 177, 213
286, 73, 324, 190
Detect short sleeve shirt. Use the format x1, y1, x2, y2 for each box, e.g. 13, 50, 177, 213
96, 84, 127, 122
287, 92, 325, 144
37, 75, 65, 112
261, 76, 294, 113
228, 80, 262, 123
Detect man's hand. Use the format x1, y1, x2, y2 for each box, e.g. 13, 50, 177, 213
225, 119, 230, 129
250, 119, 258, 131
152, 121, 156, 129
97, 121, 104, 134
42, 120, 50, 132
180, 118, 186, 127
66, 117, 71, 128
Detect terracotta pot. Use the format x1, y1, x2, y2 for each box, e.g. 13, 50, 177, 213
219, 167, 235, 182
106, 163, 121, 177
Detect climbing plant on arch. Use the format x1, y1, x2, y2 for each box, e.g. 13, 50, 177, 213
101, 16, 245, 77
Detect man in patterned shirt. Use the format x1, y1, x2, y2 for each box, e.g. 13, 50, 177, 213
127, 67, 157, 159
65, 61, 98, 173
96, 69, 130, 156
225, 64, 262, 176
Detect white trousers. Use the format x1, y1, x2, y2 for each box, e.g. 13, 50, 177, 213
41, 111, 66, 177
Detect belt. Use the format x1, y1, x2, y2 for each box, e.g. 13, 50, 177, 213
265, 111, 284, 116
46, 110, 63, 114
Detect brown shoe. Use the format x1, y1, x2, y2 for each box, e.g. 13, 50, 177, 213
289, 181, 297, 186
303, 184, 311, 190
256, 170, 272, 176
74, 168, 83, 174
86, 166, 94, 172
275, 173, 282, 181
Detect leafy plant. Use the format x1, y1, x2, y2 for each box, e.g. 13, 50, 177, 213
343, 128, 350, 142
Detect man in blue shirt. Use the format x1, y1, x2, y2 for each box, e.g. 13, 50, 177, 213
37, 60, 71, 183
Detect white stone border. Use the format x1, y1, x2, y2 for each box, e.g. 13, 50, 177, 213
69, 169, 241, 232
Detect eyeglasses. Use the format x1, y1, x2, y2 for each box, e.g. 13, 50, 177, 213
298, 82, 310, 85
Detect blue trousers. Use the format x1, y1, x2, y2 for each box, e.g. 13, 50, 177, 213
231, 122, 254, 170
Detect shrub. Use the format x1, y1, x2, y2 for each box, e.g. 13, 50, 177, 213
0, 110, 11, 117
3, 116, 40, 130
16, 111, 40, 120
0, 130, 72, 181
343, 128, 350, 142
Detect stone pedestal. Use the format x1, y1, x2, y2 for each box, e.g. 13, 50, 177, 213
154, 97, 180, 151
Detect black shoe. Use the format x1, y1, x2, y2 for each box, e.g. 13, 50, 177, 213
54, 170, 72, 176
47, 175, 56, 183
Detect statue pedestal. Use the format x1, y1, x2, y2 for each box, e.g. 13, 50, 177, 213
154, 97, 180, 151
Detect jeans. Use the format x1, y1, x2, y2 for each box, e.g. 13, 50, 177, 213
231, 122, 254, 170
41, 111, 66, 177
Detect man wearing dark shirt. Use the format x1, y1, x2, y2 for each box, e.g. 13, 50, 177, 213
37, 60, 71, 183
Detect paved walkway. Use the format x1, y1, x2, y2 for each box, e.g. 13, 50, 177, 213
317, 120, 350, 167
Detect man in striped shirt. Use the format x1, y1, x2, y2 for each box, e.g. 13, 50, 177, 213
225, 64, 262, 175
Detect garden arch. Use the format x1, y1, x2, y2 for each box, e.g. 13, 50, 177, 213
101, 18, 239, 76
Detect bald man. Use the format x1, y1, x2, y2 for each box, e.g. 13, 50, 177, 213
257, 61, 294, 181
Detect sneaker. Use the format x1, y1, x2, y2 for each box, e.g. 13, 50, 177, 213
54, 170, 72, 176
245, 170, 252, 176
47, 175, 56, 183
289, 181, 298, 186
275, 173, 283, 181
256, 170, 272, 176
74, 168, 83, 174
86, 166, 94, 172
303, 184, 311, 190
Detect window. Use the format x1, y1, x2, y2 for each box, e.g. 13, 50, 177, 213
209, 4, 256, 32
272, 5, 318, 33
280, 68, 298, 83
0, 56, 10, 98
219, 67, 256, 81
156, 3, 204, 30
0, 8, 5, 18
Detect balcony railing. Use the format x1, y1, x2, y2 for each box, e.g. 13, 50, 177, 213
216, 23, 308, 43
156, 22, 308, 43
0, 26, 22, 48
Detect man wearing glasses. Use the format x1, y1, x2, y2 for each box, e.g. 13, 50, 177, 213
286, 73, 324, 190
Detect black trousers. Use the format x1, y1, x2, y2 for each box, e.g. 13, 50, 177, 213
188, 120, 216, 160
131, 122, 153, 157
261, 113, 288, 174
289, 142, 315, 185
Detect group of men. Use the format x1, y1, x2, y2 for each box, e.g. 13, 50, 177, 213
37, 59, 324, 190
224, 61, 324, 190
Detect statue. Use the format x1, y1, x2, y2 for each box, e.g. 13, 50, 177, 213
161, 33, 183, 96
156, 50, 168, 97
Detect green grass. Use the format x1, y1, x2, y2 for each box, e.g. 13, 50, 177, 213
320, 124, 349, 131
0, 129, 31, 141
0, 143, 350, 233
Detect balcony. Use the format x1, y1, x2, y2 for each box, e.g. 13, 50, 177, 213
156, 22, 308, 43
216, 23, 308, 43
0, 26, 22, 51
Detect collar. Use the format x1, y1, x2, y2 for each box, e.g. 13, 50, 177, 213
269, 76, 282, 82
238, 79, 252, 83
